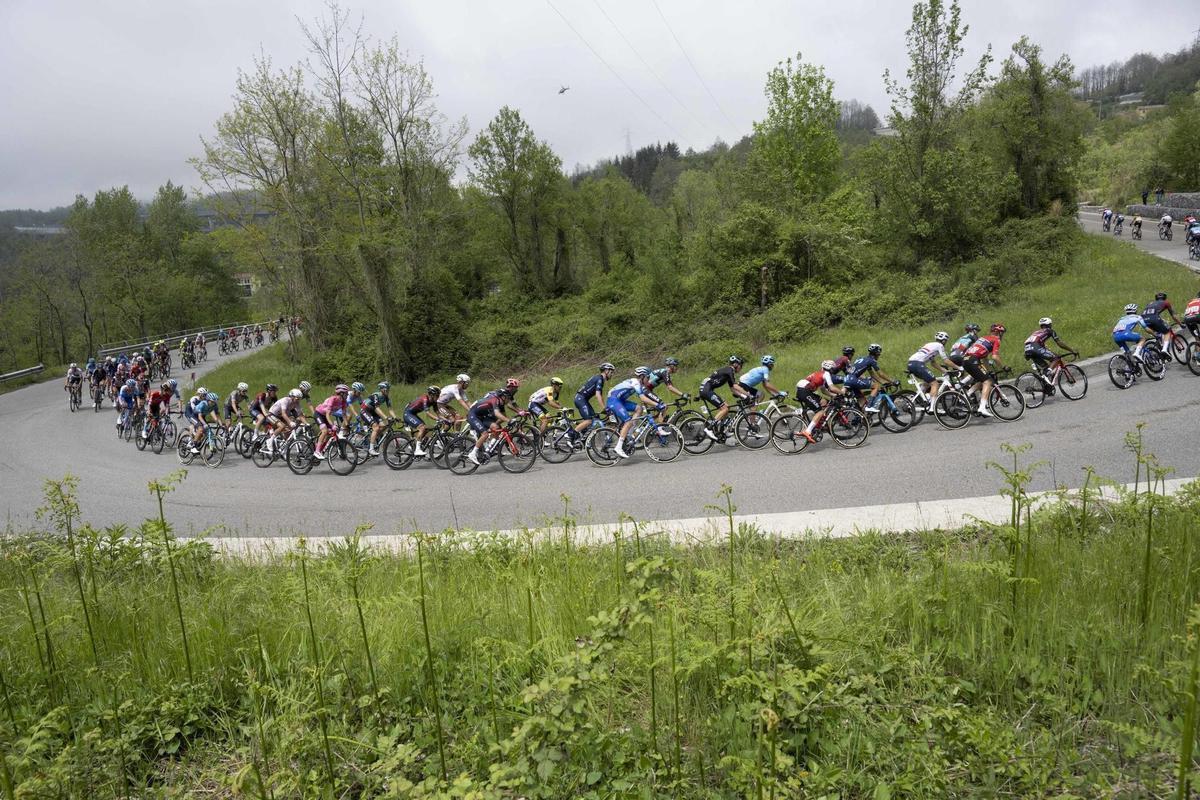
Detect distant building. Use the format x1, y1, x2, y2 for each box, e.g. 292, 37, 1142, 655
195, 208, 273, 233
1116, 92, 1145, 107
233, 272, 260, 298
872, 127, 900, 138
13, 225, 66, 237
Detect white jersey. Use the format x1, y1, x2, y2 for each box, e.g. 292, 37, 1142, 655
1162, 215, 1173, 224
437, 383, 468, 407
907, 341, 946, 364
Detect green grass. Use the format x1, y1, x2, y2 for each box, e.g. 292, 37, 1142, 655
0, 361, 68, 397
2, 461, 1198, 796
201, 232, 1199, 410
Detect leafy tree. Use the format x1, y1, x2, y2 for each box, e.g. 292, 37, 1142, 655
1160, 91, 1200, 190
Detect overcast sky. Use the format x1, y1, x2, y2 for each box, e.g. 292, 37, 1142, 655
1, 1, 1196, 210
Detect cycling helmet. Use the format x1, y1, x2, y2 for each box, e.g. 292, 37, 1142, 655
86, 357, 95, 365
934, 331, 949, 343
761, 355, 776, 367
821, 359, 837, 371
427, 384, 441, 395
456, 373, 470, 383
168, 379, 178, 391
334, 383, 349, 394
160, 382, 171, 392
842, 346, 855, 356
125, 379, 136, 388
664, 357, 679, 367
505, 377, 520, 390
729, 355, 744, 365
206, 392, 218, 402
1155, 292, 1167, 300
351, 382, 365, 393
991, 323, 1006, 335
1124, 303, 1140, 314
867, 343, 882, 356
70, 362, 77, 369
550, 376, 564, 385
237, 382, 249, 392
377, 381, 390, 391
265, 383, 277, 393
634, 366, 651, 377
289, 388, 302, 399
1039, 317, 1053, 327
196, 386, 208, 396
299, 380, 312, 394
599, 362, 615, 371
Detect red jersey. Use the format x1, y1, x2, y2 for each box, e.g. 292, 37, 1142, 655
965, 335, 1000, 359
799, 369, 827, 389
1185, 298, 1200, 319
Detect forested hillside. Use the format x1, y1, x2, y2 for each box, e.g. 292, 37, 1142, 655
5, 0, 1190, 383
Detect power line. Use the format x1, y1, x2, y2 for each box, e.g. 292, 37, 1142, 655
589, 0, 719, 144
649, 0, 738, 138
544, 0, 683, 140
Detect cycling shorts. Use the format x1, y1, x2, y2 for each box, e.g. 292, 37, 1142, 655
843, 375, 872, 392
402, 410, 424, 428
1143, 316, 1170, 335
317, 412, 338, 431
698, 386, 725, 408
1113, 330, 1141, 349
249, 403, 265, 421
948, 353, 966, 367
528, 401, 548, 418
574, 394, 597, 420
962, 357, 989, 383
360, 408, 381, 426
793, 387, 822, 413
606, 397, 639, 424
466, 409, 495, 434
148, 400, 165, 417
906, 360, 936, 384
183, 408, 200, 424
1024, 345, 1055, 364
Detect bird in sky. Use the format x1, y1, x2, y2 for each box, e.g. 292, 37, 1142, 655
558, 85, 570, 94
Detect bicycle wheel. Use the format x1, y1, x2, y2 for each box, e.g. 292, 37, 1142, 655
733, 410, 770, 449
201, 438, 225, 468
236, 428, 254, 458
1107, 353, 1135, 389
675, 412, 715, 455
1015, 372, 1047, 409
988, 383, 1026, 421
325, 439, 357, 476
641, 422, 683, 463
540, 424, 576, 464
499, 430, 538, 473
1170, 334, 1189, 364
429, 431, 454, 469
150, 426, 165, 454
769, 413, 810, 455
135, 424, 148, 451
445, 435, 479, 475
347, 430, 371, 465
933, 391, 972, 429
829, 406, 869, 448
1143, 348, 1166, 380
1056, 364, 1088, 400
585, 427, 619, 467
251, 437, 277, 468
1188, 341, 1200, 377
896, 389, 926, 426
286, 439, 315, 475
162, 419, 177, 448
177, 433, 195, 465
878, 395, 916, 433
383, 431, 415, 470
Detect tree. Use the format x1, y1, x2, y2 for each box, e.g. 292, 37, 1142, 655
1160, 91, 1200, 190
747, 53, 840, 209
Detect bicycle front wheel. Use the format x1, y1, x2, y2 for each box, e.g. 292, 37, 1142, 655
733, 410, 770, 449
829, 407, 869, 448
1187, 341, 1200, 377
499, 430, 539, 473
1107, 353, 1135, 389
286, 439, 315, 475
641, 423, 683, 463
325, 439, 357, 475
202, 439, 225, 468
176, 433, 195, 465
878, 396, 917, 433
934, 391, 972, 429
988, 383, 1026, 421
769, 413, 810, 455
676, 412, 714, 455
383, 431, 415, 470
540, 424, 576, 464
445, 435, 479, 475
1143, 348, 1166, 380
585, 428, 620, 467
1170, 334, 1189, 364
1056, 364, 1088, 400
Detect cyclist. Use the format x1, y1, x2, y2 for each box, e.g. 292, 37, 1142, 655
89, 359, 107, 401
184, 391, 224, 454
404, 385, 443, 457
527, 378, 566, 434
1183, 291, 1200, 339
225, 382, 250, 423
845, 344, 893, 413
607, 367, 661, 459
949, 323, 981, 367
699, 356, 751, 440
297, 380, 318, 418
1188, 219, 1200, 248
362, 382, 397, 456
1132, 214, 1143, 238
1142, 292, 1181, 348
84, 357, 96, 378
1023, 318, 1077, 383
249, 384, 279, 434
115, 378, 139, 431
141, 380, 177, 440
465, 378, 525, 466
263, 389, 306, 455
1113, 212, 1125, 235
828, 346, 855, 384
64, 362, 83, 396
1101, 207, 1112, 231
437, 373, 472, 421
313, 384, 352, 460
1113, 303, 1149, 355
647, 358, 686, 404
795, 359, 849, 443
905, 332, 957, 410
738, 355, 786, 405
346, 381, 367, 410
573, 363, 615, 440
1160, 213, 1173, 238
961, 324, 1007, 417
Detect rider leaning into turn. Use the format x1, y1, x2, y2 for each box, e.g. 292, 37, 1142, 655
606, 367, 663, 459
465, 379, 525, 466
905, 332, 957, 411
960, 324, 1007, 417
404, 385, 443, 457
698, 356, 751, 440
1023, 318, 1077, 384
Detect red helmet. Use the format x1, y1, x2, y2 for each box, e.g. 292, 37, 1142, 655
990, 323, 1006, 335
334, 383, 349, 394
505, 377, 520, 390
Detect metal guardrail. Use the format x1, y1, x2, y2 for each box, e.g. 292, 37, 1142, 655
97, 318, 289, 359
0, 364, 45, 383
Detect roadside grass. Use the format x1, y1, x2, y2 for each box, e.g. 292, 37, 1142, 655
200, 232, 1199, 409
2, 456, 1198, 795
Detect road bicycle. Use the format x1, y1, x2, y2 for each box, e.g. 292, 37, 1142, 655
932, 368, 1025, 429
116, 405, 142, 442
250, 423, 312, 468
285, 429, 358, 476
1190, 240, 1200, 262
140, 412, 177, 454
90, 379, 105, 412
584, 409, 683, 467
752, 393, 795, 422
896, 370, 964, 426
1159, 223, 1173, 241
769, 394, 869, 454
1014, 353, 1088, 409
67, 381, 82, 412
863, 381, 918, 433
1132, 223, 1143, 240
1102, 217, 1111, 232
1112, 219, 1124, 236
445, 417, 539, 475
1187, 336, 1200, 377
1107, 340, 1165, 389
674, 394, 772, 454
177, 422, 226, 468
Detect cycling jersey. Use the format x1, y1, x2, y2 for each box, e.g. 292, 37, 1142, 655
437, 383, 468, 407
907, 342, 946, 364
576, 374, 605, 401
607, 378, 644, 403
797, 369, 832, 390
950, 334, 977, 356
738, 366, 771, 388
965, 335, 1000, 359
1143, 299, 1173, 319
148, 389, 170, 411
406, 395, 438, 414
315, 395, 347, 417
91, 368, 107, 384
187, 397, 215, 418
528, 385, 559, 405
847, 356, 877, 378
1113, 314, 1145, 334
225, 391, 247, 418
648, 368, 672, 388
701, 366, 737, 391
470, 391, 510, 417
1185, 298, 1200, 320
268, 396, 298, 418
117, 386, 136, 407
66, 368, 83, 382
1024, 328, 1058, 347
363, 391, 390, 410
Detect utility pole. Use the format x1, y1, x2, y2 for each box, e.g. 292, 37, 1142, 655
623, 127, 633, 156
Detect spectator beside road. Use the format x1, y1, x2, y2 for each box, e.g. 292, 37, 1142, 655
1155, 186, 1165, 204
1142, 187, 1149, 205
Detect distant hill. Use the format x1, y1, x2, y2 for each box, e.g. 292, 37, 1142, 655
1077, 40, 1200, 106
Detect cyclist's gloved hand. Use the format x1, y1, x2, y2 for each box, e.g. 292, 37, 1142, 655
775, 392, 787, 400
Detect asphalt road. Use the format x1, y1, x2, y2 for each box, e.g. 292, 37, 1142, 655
3, 222, 1198, 539
1078, 207, 1199, 271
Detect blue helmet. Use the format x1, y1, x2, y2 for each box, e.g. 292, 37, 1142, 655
206, 392, 218, 403
125, 378, 136, 388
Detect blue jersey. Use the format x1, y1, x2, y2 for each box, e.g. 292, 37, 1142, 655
1113, 314, 1144, 334
738, 366, 771, 388
607, 378, 643, 403
117, 386, 136, 405
577, 373, 605, 400
848, 356, 878, 378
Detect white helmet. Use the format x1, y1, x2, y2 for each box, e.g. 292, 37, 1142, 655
1039, 317, 1052, 327
237, 382, 249, 392
456, 373, 470, 384
298, 380, 312, 393
289, 388, 303, 399
821, 359, 837, 371
1124, 303, 1139, 315
196, 386, 208, 396
934, 331, 949, 343
70, 362, 77, 369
